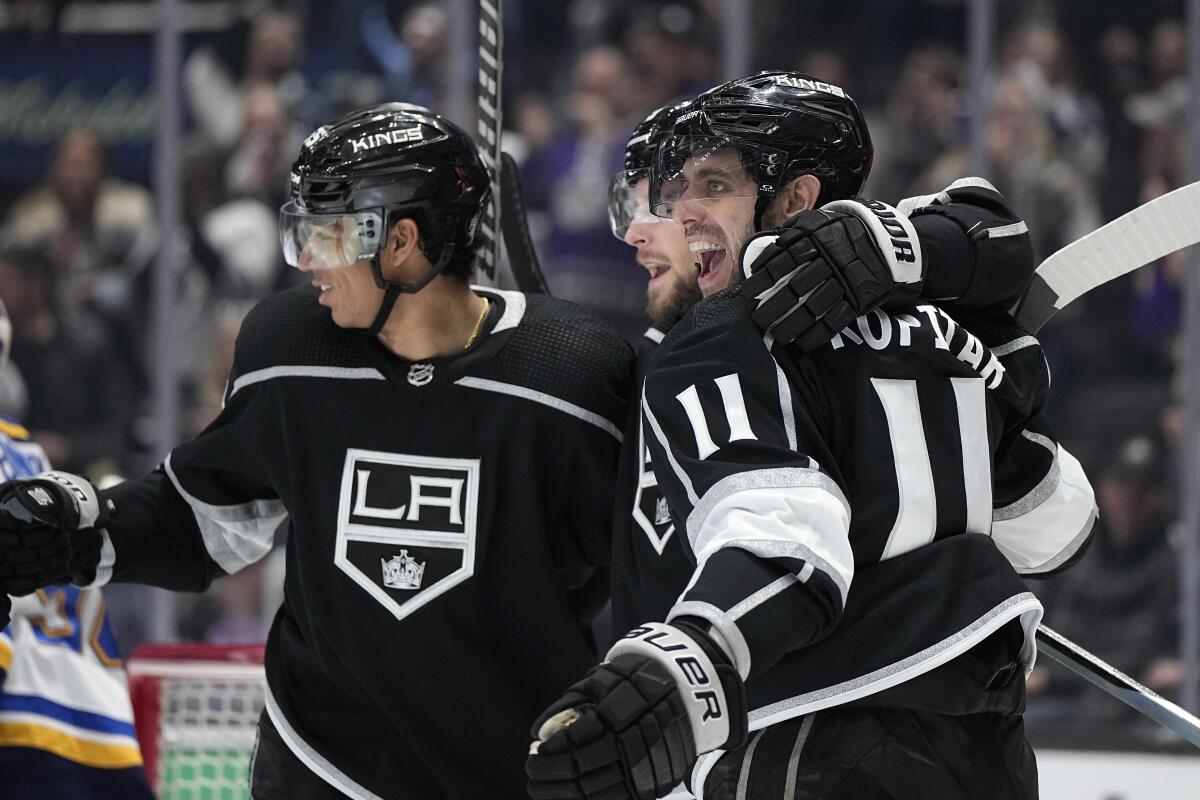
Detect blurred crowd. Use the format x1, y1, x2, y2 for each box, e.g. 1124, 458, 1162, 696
0, 0, 1195, 749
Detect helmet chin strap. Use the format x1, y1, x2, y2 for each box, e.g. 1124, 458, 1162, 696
362, 240, 456, 337
366, 256, 403, 337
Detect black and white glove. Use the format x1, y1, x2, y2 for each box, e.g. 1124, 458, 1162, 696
741, 199, 924, 351
0, 472, 107, 596
526, 621, 747, 800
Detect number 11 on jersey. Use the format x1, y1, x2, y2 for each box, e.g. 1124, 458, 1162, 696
872, 376, 992, 559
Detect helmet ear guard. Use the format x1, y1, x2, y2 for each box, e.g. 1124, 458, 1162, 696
284, 103, 491, 333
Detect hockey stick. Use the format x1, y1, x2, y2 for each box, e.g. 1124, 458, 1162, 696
476, 0, 551, 294
1035, 624, 1200, 747
500, 152, 550, 294
476, 0, 503, 279
1015, 179, 1200, 333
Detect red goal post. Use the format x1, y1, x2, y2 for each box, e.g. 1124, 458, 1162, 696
127, 643, 267, 798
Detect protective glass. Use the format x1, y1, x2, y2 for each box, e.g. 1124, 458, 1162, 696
607, 171, 667, 240
279, 201, 385, 271
649, 135, 769, 218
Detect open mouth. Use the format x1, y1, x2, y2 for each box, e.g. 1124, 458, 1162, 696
643, 262, 669, 282
690, 240, 727, 287
313, 281, 334, 302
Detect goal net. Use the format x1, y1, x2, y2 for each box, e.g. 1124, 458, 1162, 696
127, 643, 267, 800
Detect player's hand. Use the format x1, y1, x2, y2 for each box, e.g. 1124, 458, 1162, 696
526, 621, 746, 800
0, 472, 107, 595
740, 199, 924, 351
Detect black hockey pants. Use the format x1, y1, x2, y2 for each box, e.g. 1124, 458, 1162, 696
700, 620, 1038, 800
698, 706, 1037, 800
249, 712, 347, 800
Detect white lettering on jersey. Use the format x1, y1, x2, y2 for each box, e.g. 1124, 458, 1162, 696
677, 374, 758, 461
831, 308, 1005, 389
337, 450, 480, 622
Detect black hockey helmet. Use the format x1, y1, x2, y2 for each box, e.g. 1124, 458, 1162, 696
280, 103, 490, 331
608, 100, 690, 239
649, 71, 873, 227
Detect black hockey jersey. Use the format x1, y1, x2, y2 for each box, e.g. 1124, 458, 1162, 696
609, 326, 699, 642
95, 286, 633, 799
640, 288, 1096, 740
612, 175, 1048, 644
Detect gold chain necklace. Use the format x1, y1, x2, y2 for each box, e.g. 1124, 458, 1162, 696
464, 298, 490, 350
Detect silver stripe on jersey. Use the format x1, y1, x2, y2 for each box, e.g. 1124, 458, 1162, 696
745, 592, 1044, 732
1026, 504, 1097, 574
229, 366, 385, 398
993, 432, 1059, 521
775, 361, 798, 451
670, 599, 753, 680
991, 335, 1039, 357
687, 468, 849, 546
986, 221, 1029, 238
729, 574, 801, 621
736, 729, 766, 800
944, 176, 1001, 194
164, 452, 285, 574
471, 285, 526, 332
643, 383, 700, 505
782, 714, 816, 799
454, 377, 622, 441
992, 444, 1096, 574
896, 176, 1001, 216
734, 539, 850, 607
265, 687, 385, 800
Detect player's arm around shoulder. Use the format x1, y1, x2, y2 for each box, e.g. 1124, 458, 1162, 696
976, 316, 1097, 577
898, 176, 1036, 310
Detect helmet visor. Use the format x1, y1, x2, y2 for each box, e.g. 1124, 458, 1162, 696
279, 201, 385, 271
607, 171, 667, 240
649, 135, 772, 218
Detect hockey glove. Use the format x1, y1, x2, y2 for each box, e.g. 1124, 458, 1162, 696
0, 472, 106, 595
526, 621, 747, 800
741, 199, 924, 351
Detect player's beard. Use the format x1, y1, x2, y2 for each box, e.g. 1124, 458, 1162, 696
646, 269, 703, 329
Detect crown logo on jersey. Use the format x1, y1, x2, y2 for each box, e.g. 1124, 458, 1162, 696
655, 496, 671, 526
407, 363, 435, 387
382, 550, 426, 590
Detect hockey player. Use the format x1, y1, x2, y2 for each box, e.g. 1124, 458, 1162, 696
0, 104, 632, 799
609, 97, 1047, 655
0, 296, 154, 799
530, 73, 1097, 800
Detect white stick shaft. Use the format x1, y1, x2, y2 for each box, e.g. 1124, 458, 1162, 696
1017, 180, 1200, 333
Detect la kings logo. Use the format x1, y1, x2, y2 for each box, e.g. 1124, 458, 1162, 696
335, 449, 479, 621
633, 418, 674, 554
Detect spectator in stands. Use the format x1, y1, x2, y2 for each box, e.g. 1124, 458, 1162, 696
1027, 436, 1178, 727
183, 8, 325, 149
869, 44, 962, 200
0, 246, 136, 478
920, 74, 1101, 260
622, 0, 717, 110
359, 1, 450, 113
521, 45, 647, 337
186, 84, 297, 298
4, 129, 156, 321
1000, 23, 1106, 184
